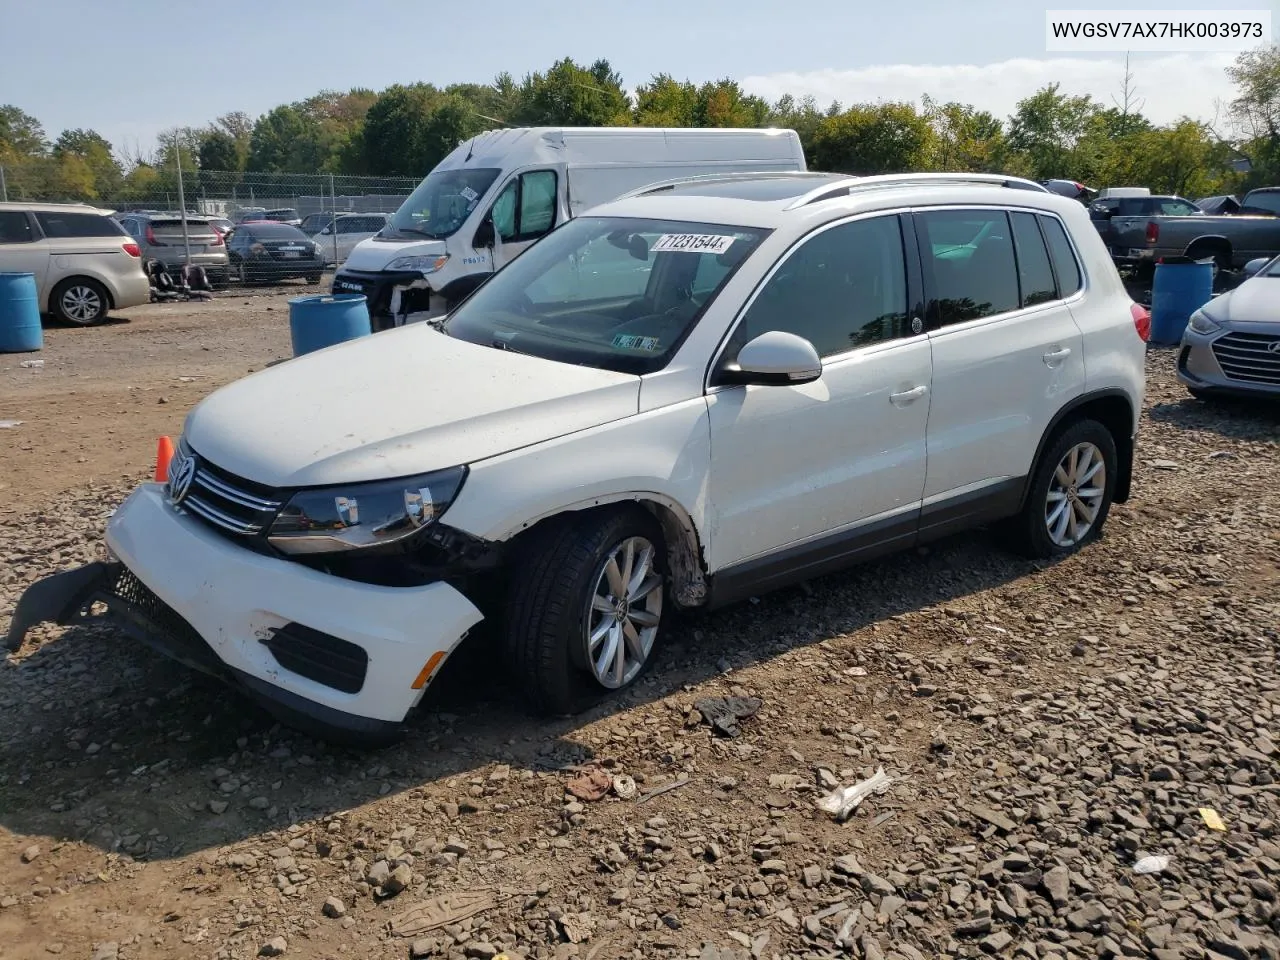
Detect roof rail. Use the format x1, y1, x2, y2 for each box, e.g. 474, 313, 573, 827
614, 170, 844, 203
787, 172, 1050, 209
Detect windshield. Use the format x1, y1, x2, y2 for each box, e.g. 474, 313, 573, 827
389, 167, 502, 239
1262, 256, 1280, 277
243, 222, 308, 239
444, 216, 770, 374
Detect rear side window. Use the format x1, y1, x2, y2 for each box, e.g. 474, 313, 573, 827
1010, 212, 1057, 307
1244, 191, 1280, 215
35, 211, 125, 238
0, 211, 34, 243
1039, 216, 1083, 296
917, 209, 1019, 327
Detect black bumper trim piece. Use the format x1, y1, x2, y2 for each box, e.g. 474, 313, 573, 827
5, 561, 118, 651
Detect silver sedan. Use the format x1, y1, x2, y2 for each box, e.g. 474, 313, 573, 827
1177, 255, 1280, 401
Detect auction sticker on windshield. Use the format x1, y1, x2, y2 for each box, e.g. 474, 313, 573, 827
651, 234, 736, 254
460, 186, 478, 203
613, 334, 661, 351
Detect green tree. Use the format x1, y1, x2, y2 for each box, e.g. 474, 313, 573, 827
634, 74, 700, 126
1007, 83, 1097, 179
811, 102, 934, 174
199, 130, 241, 172
767, 94, 830, 156
247, 105, 313, 172
517, 57, 631, 126
1134, 119, 1235, 197
922, 97, 1008, 172
360, 84, 443, 176
695, 79, 770, 127
1227, 45, 1280, 184
0, 105, 47, 158
52, 128, 122, 198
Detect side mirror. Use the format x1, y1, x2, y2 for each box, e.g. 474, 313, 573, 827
1243, 257, 1270, 278
474, 216, 495, 249
320, 227, 332, 236
718, 331, 822, 386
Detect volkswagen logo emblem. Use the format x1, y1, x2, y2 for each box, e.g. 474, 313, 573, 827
167, 451, 197, 506
1268, 340, 1280, 354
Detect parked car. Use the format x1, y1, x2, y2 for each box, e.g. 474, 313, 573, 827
226, 220, 325, 284
116, 212, 231, 287
1110, 198, 1280, 273
0, 201, 150, 324
1090, 194, 1202, 254
207, 217, 234, 238
1177, 254, 1280, 401
7, 171, 1149, 742
299, 211, 341, 235
1040, 179, 1097, 202
262, 208, 302, 227
333, 125, 809, 329
232, 207, 267, 224
312, 213, 390, 265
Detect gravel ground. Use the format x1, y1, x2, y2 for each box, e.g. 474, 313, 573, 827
1, 324, 1279, 960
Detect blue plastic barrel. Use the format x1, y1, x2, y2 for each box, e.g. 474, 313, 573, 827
0, 272, 44, 353
288, 293, 370, 357
1150, 259, 1213, 345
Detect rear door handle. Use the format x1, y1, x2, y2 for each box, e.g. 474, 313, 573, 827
1043, 347, 1072, 364
890, 385, 928, 405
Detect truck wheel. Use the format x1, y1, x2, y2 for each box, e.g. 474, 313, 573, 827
1003, 419, 1117, 560
505, 508, 666, 716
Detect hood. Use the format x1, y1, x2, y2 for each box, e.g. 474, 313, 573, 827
342, 235, 447, 272
184, 327, 640, 488
1204, 277, 1280, 327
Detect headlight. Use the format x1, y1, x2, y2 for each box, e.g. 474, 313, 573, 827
1188, 310, 1221, 335
388, 254, 449, 274
266, 466, 467, 555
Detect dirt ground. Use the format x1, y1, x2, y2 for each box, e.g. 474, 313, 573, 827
1, 294, 1278, 960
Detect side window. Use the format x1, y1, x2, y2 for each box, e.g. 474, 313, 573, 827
1159, 200, 1198, 216
1010, 212, 1057, 307
1039, 216, 1083, 296
517, 170, 557, 240
734, 215, 909, 358
0, 211, 34, 243
35, 212, 125, 238
490, 181, 518, 242
918, 209, 1019, 327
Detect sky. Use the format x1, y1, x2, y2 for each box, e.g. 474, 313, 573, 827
1, 0, 1276, 158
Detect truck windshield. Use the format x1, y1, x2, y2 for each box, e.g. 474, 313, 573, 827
1243, 191, 1280, 216
388, 168, 501, 239
443, 216, 770, 375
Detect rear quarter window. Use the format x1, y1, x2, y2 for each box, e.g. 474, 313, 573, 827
1039, 216, 1083, 296
35, 211, 126, 239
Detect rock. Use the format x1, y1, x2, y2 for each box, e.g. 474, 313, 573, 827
443, 839, 468, 857
981, 931, 1014, 953
249, 796, 270, 810
366, 860, 391, 887
801, 865, 823, 888
410, 938, 436, 958
968, 805, 1018, 833
384, 863, 413, 894
833, 854, 865, 876
861, 873, 896, 896
956, 917, 993, 937
1042, 865, 1071, 907
465, 943, 499, 959
258, 937, 287, 957
20, 845, 40, 863
1149, 764, 1178, 782
1066, 902, 1110, 931
322, 896, 346, 918
759, 859, 787, 874
45, 945, 63, 955
208, 800, 229, 815
90, 944, 118, 960
860, 935, 886, 960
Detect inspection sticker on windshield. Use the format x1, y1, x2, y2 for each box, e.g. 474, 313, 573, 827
459, 186, 478, 202
651, 233, 736, 254
613, 334, 661, 351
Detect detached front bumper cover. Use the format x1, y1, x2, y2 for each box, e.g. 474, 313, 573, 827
5, 561, 118, 653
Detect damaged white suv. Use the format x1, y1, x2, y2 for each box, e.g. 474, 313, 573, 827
8, 172, 1148, 743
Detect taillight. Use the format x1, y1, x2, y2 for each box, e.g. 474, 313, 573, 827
1130, 302, 1151, 342
122, 242, 141, 258
209, 230, 224, 246
145, 225, 158, 245
1145, 221, 1159, 244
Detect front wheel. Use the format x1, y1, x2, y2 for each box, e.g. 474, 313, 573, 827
505, 508, 666, 716
1004, 419, 1117, 560
52, 278, 109, 325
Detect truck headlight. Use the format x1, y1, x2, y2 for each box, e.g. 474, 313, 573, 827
388, 254, 449, 274
1188, 310, 1221, 335
266, 466, 467, 555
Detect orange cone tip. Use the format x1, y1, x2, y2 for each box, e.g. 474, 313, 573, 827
155, 436, 175, 483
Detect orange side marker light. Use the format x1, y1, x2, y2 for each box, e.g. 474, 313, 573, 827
411, 651, 447, 690
155, 436, 175, 483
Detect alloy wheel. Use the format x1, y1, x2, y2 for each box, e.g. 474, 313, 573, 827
61, 285, 102, 323
1045, 441, 1107, 547
584, 536, 663, 688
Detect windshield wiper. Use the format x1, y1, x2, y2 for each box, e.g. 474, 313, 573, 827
395, 226, 443, 239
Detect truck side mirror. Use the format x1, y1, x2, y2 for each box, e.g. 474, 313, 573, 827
474, 216, 495, 249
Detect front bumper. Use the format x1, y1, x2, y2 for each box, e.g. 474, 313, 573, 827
7, 484, 484, 741
1177, 332, 1280, 400
331, 268, 445, 328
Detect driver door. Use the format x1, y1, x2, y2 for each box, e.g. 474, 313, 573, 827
486, 170, 559, 269
706, 213, 931, 583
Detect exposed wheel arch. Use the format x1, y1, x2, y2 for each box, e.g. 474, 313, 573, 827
1183, 235, 1232, 270
1020, 390, 1136, 510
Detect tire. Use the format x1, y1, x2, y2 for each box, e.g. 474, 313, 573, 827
1004, 418, 1117, 560
51, 278, 109, 325
1188, 387, 1214, 403
505, 507, 667, 716
306, 274, 323, 285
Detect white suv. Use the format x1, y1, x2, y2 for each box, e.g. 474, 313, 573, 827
8, 172, 1149, 743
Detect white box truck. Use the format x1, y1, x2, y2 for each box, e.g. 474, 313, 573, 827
331, 126, 807, 328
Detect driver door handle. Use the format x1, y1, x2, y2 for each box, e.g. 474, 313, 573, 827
1043, 346, 1072, 365
890, 385, 928, 405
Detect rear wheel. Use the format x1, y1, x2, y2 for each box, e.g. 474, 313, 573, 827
51, 278, 109, 325
1004, 419, 1117, 560
306, 273, 323, 285
505, 508, 666, 716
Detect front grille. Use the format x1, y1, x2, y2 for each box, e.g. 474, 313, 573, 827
1212, 332, 1280, 385
178, 454, 284, 537
260, 623, 369, 693
108, 567, 223, 675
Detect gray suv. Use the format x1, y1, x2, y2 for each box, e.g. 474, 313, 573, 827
117, 213, 230, 286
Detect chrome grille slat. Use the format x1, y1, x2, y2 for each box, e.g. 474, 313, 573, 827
192, 470, 282, 510
1213, 332, 1280, 385
183, 495, 263, 535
